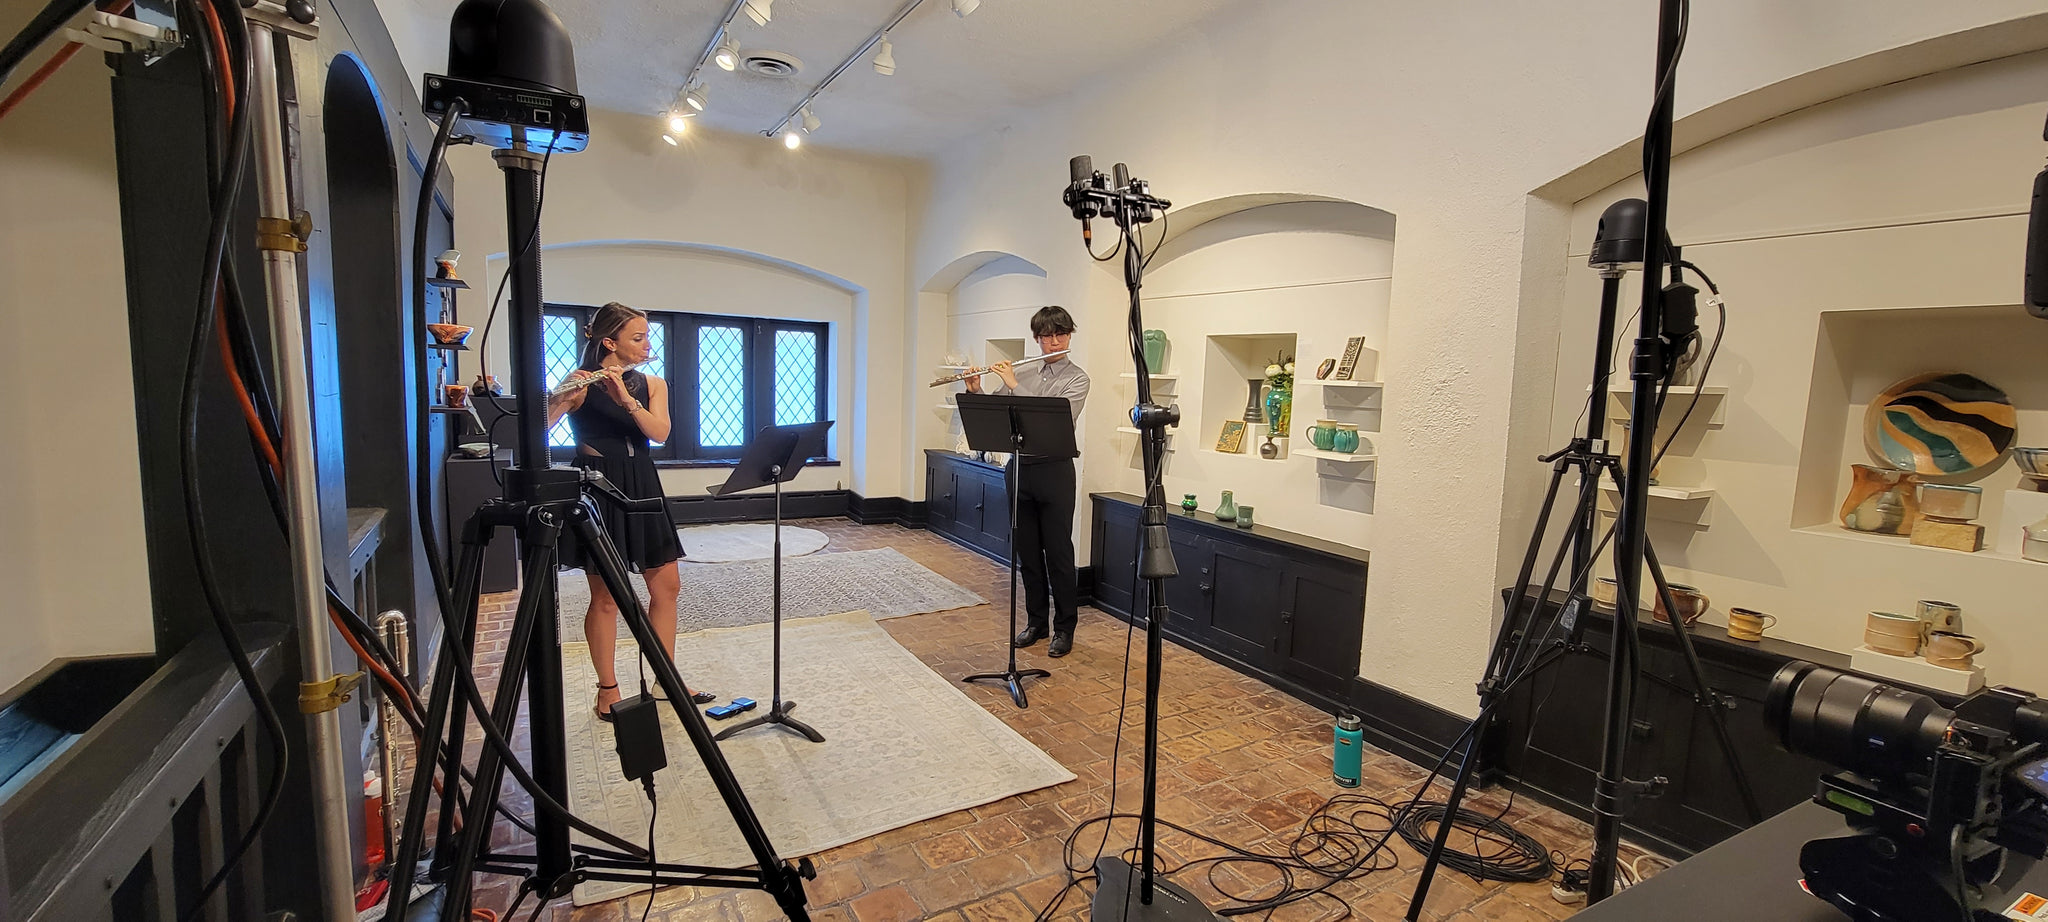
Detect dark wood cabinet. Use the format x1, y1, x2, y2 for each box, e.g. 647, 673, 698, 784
1483, 591, 1854, 856
924, 450, 1012, 563
1089, 493, 1369, 710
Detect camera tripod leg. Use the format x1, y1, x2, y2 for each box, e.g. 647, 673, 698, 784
444, 513, 576, 916
1640, 535, 1763, 823
569, 506, 813, 918
386, 517, 490, 919
433, 515, 497, 873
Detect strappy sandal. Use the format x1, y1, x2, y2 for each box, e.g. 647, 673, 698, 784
646, 686, 719, 705
594, 682, 619, 723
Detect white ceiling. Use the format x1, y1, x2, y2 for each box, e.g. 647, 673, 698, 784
390, 0, 1258, 157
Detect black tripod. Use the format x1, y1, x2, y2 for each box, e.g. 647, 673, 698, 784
712, 421, 834, 743
958, 394, 1073, 708
1062, 157, 1219, 920
385, 136, 813, 921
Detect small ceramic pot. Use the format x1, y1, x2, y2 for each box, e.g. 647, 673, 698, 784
1915, 483, 1982, 522
2013, 447, 2048, 479
1332, 424, 1361, 454
1925, 630, 1984, 662
1235, 505, 1255, 529
1916, 600, 1961, 634
1591, 577, 1619, 612
1304, 421, 1339, 451
1865, 610, 1925, 656
1215, 490, 1238, 522
1652, 583, 1709, 627
443, 384, 469, 408
1181, 493, 1199, 515
1841, 464, 1919, 535
1727, 607, 1775, 642
2024, 515, 2048, 563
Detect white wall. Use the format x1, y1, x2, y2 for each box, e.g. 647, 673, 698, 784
909, 0, 2048, 716
1551, 50, 2048, 686
449, 108, 928, 498
0, 45, 156, 692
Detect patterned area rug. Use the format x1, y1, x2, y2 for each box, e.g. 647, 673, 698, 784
561, 610, 1075, 905
556, 547, 984, 638
676, 523, 830, 563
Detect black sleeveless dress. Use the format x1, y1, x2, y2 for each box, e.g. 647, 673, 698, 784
558, 369, 684, 572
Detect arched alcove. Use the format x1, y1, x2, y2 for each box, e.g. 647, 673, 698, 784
1109, 197, 1396, 543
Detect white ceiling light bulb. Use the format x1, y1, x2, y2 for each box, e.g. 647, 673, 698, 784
743, 0, 773, 26
800, 106, 820, 134
873, 34, 895, 75
952, 0, 979, 17
782, 121, 802, 149
713, 34, 740, 71
683, 84, 707, 112
661, 133, 678, 146
667, 113, 688, 133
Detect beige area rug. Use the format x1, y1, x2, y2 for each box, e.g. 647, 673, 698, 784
560, 610, 1075, 905
556, 547, 985, 637
676, 523, 830, 563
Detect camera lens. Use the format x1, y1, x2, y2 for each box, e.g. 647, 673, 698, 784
1767, 663, 1953, 779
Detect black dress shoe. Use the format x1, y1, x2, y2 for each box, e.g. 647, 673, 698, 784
1049, 633, 1073, 658
1013, 625, 1047, 648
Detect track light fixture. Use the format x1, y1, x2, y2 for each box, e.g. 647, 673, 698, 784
952, 0, 978, 17
782, 120, 802, 149
873, 34, 895, 75
667, 112, 690, 133
800, 106, 820, 134
661, 133, 678, 146
682, 83, 707, 112
743, 0, 773, 26
713, 34, 740, 70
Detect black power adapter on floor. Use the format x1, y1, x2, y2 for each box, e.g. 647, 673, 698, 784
610, 693, 668, 782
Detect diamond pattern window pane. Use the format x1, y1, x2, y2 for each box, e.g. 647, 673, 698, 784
640, 320, 667, 447
543, 313, 583, 447
698, 326, 746, 447
773, 329, 819, 426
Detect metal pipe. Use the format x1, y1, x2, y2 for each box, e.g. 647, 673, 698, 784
762, 0, 927, 136
246, 13, 357, 922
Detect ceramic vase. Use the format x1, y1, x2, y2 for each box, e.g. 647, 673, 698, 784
1143, 330, 1168, 374
1181, 493, 1199, 515
2025, 514, 2048, 563
1840, 463, 1920, 535
1216, 491, 1238, 522
1243, 380, 1265, 423
1265, 384, 1292, 436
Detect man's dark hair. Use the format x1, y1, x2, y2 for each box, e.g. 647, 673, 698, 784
1029, 305, 1075, 337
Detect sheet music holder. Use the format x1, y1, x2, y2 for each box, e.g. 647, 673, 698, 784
708, 420, 834, 742
954, 393, 1077, 707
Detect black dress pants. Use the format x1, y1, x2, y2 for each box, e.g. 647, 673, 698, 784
1010, 458, 1078, 635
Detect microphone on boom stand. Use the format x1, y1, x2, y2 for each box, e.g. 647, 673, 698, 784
1065, 155, 1100, 245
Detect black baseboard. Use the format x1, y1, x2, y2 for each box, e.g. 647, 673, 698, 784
1345, 675, 1475, 774
667, 489, 849, 525
846, 492, 926, 527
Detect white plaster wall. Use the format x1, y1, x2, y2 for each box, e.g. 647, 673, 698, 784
451, 109, 928, 499
910, 0, 2048, 716
1551, 50, 2048, 686
523, 242, 857, 496
0, 46, 156, 692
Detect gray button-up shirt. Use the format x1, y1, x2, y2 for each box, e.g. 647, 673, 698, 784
997, 357, 1090, 423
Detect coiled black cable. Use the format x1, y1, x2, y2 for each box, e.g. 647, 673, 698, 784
1394, 801, 1553, 883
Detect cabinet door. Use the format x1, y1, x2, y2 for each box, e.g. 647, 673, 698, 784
1279, 563, 1366, 696
927, 459, 958, 532
1206, 540, 1287, 664
1158, 529, 1213, 639
973, 469, 1012, 553
1092, 502, 1140, 615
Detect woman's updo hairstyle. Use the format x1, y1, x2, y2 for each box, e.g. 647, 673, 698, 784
580, 301, 649, 370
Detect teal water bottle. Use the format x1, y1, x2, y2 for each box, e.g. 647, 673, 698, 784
1333, 714, 1363, 787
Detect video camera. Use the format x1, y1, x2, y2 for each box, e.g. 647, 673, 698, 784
1767, 662, 2048, 920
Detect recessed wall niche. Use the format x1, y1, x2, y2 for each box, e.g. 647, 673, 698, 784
1791, 305, 2048, 562
1119, 198, 1395, 544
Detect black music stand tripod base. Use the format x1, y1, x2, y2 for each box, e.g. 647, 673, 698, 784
1091, 857, 1224, 921
955, 393, 1077, 709
708, 420, 834, 745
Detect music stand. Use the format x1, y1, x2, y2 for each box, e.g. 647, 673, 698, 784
709, 420, 835, 743
956, 393, 1077, 708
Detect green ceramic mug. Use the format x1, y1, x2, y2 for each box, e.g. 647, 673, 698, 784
1331, 424, 1361, 454
1303, 421, 1338, 451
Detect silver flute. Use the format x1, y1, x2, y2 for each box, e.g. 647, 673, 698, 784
548, 369, 618, 399
926, 350, 1070, 388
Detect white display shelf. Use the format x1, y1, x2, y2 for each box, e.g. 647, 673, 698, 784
1594, 483, 1716, 526
1316, 379, 1383, 389
1598, 384, 1729, 427
1296, 448, 1376, 463
1793, 522, 2045, 567
938, 402, 958, 410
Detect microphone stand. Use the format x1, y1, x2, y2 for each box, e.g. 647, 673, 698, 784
1063, 159, 1220, 921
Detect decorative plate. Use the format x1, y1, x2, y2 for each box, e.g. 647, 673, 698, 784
1863, 372, 2016, 476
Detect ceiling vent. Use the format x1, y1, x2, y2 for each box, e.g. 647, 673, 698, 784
741, 51, 803, 78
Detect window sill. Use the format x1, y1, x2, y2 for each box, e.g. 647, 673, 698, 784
655, 457, 840, 470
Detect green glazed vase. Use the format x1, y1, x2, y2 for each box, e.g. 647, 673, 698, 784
1181, 493, 1199, 515
1143, 330, 1168, 374
1264, 385, 1292, 436
1215, 490, 1238, 522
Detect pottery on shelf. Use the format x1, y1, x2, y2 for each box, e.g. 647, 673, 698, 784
1265, 383, 1293, 436
1181, 493, 1199, 515
1916, 483, 1982, 521
1864, 372, 2016, 476
1652, 582, 1709, 628
1143, 330, 1168, 374
1840, 463, 1920, 535
1243, 380, 1265, 423
2015, 447, 2048, 486
2025, 514, 2048, 563
1235, 505, 1255, 528
1305, 420, 1339, 451
1332, 423, 1361, 454
1215, 491, 1238, 522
